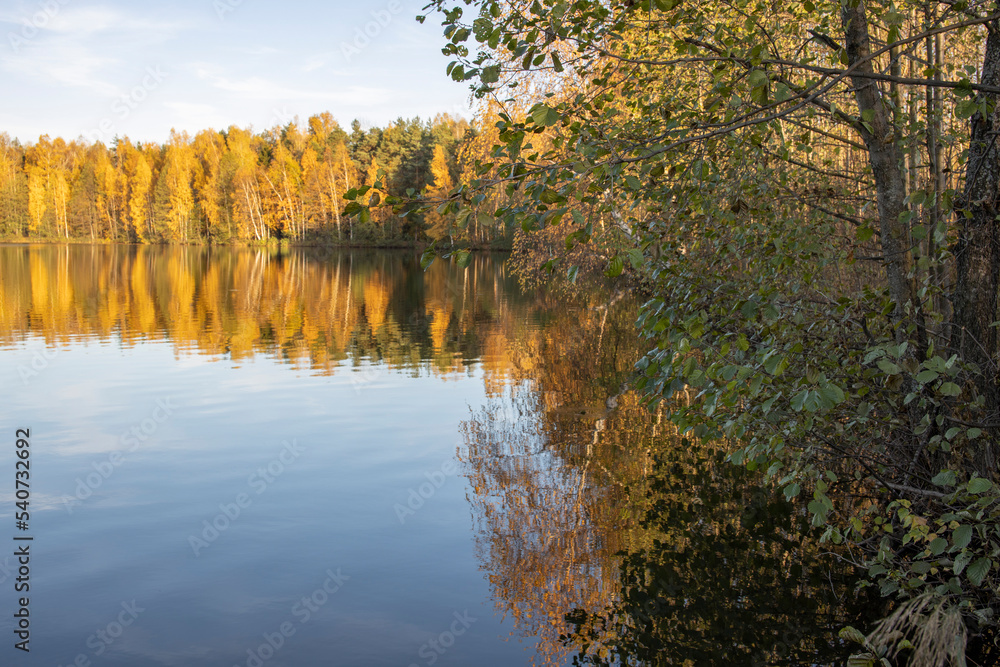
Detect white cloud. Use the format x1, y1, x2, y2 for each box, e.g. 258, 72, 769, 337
0, 42, 119, 95
237, 46, 281, 56
0, 4, 186, 38
44, 6, 147, 34
0, 1, 474, 142
303, 52, 335, 72
196, 67, 393, 107
164, 101, 228, 132
0, 6, 186, 97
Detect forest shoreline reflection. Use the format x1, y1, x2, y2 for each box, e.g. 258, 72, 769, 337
0, 244, 532, 384
1, 244, 877, 666
458, 284, 880, 666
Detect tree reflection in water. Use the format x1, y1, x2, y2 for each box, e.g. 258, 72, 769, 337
0, 245, 882, 664
459, 290, 880, 666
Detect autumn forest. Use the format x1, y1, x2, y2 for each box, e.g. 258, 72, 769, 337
0, 112, 512, 247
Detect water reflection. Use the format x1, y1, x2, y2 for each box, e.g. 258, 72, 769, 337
0, 245, 529, 385
0, 244, 875, 665
459, 293, 877, 666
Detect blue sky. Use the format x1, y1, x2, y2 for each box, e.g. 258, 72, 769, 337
0, 0, 472, 144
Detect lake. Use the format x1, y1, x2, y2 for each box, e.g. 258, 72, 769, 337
0, 245, 874, 666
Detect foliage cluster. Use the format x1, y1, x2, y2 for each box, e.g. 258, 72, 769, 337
407, 0, 1000, 660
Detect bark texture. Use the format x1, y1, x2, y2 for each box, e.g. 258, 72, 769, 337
841, 0, 913, 320
954, 20, 1000, 469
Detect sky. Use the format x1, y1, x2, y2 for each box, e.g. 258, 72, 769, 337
0, 0, 473, 145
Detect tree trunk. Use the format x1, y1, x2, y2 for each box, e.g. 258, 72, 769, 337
841, 0, 934, 465
953, 18, 1000, 471
328, 165, 342, 240
840, 0, 913, 319
342, 155, 353, 242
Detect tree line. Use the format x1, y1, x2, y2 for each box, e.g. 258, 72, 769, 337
0, 113, 513, 247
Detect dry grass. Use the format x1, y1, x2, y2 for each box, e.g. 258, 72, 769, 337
868, 594, 968, 667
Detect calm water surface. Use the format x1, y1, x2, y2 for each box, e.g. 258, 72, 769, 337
0, 245, 872, 666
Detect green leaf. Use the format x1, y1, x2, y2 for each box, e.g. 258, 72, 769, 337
420, 247, 437, 270
953, 550, 973, 576
952, 525, 973, 551
480, 65, 500, 84
763, 352, 785, 375
531, 104, 561, 127
839, 626, 868, 645
808, 499, 827, 518
454, 249, 473, 268
606, 256, 624, 278
956, 97, 978, 119
929, 537, 948, 555
748, 69, 768, 89
863, 348, 884, 364
791, 389, 809, 412
915, 370, 938, 383
846, 656, 877, 667
877, 359, 901, 375
932, 470, 957, 487
819, 382, 846, 405
968, 478, 993, 494
967, 557, 991, 586
939, 382, 962, 397
551, 52, 564, 73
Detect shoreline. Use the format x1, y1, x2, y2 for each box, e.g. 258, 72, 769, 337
0, 237, 513, 252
